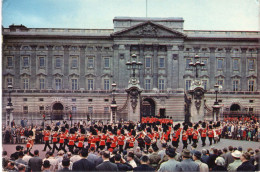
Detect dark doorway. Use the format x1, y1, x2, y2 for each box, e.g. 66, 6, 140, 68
160, 108, 166, 118
141, 98, 156, 117
52, 103, 64, 120
230, 104, 241, 111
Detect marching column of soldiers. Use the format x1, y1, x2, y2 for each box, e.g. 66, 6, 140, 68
26, 120, 222, 154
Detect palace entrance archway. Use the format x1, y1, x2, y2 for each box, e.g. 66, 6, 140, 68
141, 98, 156, 117
52, 102, 64, 120
230, 104, 241, 111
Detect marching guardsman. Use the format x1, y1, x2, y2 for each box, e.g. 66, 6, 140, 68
99, 133, 107, 150
43, 126, 52, 151
201, 122, 207, 147
192, 124, 199, 145
172, 125, 179, 148
118, 130, 125, 153
106, 133, 112, 149
52, 127, 59, 153
176, 123, 182, 143
208, 125, 214, 145
182, 124, 188, 149
20, 128, 26, 143
110, 134, 118, 151
68, 128, 76, 153
187, 123, 193, 144
59, 127, 67, 153
77, 128, 85, 150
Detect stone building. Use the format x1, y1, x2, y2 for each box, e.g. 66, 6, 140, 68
2, 17, 260, 125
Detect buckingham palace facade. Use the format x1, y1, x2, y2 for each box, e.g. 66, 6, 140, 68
2, 17, 260, 125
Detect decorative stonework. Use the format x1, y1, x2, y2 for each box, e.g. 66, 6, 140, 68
136, 24, 158, 36
126, 87, 142, 113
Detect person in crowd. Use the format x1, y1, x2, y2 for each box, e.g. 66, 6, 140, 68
237, 152, 255, 171
96, 151, 118, 171
42, 160, 51, 172
28, 150, 42, 172
192, 151, 209, 172
212, 157, 226, 171
158, 143, 167, 160
56, 150, 65, 164
158, 147, 180, 172
70, 149, 81, 163
177, 149, 199, 171
207, 148, 218, 170
15, 151, 27, 166
57, 158, 71, 172
22, 150, 32, 164
227, 150, 242, 172
72, 148, 96, 171
6, 161, 18, 172
134, 155, 154, 171
201, 149, 209, 164
43, 151, 58, 172
254, 153, 259, 171
225, 146, 234, 168
148, 146, 161, 169
87, 147, 99, 165
10, 145, 22, 160
17, 164, 26, 172
127, 152, 137, 168
114, 153, 133, 171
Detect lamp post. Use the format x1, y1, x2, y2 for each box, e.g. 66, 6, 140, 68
189, 54, 205, 79
126, 54, 143, 85
213, 83, 221, 121
110, 82, 117, 123
6, 84, 13, 127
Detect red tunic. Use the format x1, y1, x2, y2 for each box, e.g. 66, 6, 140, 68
201, 129, 207, 137
77, 135, 85, 148
129, 137, 135, 147
59, 133, 65, 143
182, 131, 188, 140
193, 130, 199, 140
52, 133, 58, 143
44, 131, 50, 141
68, 135, 76, 145
208, 129, 214, 138
118, 135, 125, 146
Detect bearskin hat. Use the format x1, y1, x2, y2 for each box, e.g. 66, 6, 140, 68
54, 126, 59, 131
74, 127, 78, 132
118, 123, 122, 129
131, 129, 136, 136
194, 125, 198, 130
188, 122, 192, 127
81, 128, 85, 134
174, 125, 178, 131
70, 128, 75, 134
209, 125, 212, 129
46, 126, 51, 130
183, 124, 188, 131
121, 129, 125, 135
209, 121, 213, 124
202, 122, 206, 128
154, 126, 158, 132
61, 127, 65, 133
65, 124, 69, 129
147, 127, 151, 133
217, 121, 220, 127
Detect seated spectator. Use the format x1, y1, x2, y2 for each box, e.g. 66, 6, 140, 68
212, 157, 226, 171
114, 154, 133, 171
134, 155, 154, 171
72, 148, 96, 171
227, 150, 242, 172
237, 152, 255, 171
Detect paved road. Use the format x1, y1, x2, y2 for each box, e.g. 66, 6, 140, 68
3, 138, 259, 159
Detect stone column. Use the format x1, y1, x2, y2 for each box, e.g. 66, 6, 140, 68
153, 44, 159, 88
14, 44, 21, 89
63, 45, 70, 89
225, 47, 232, 91
139, 44, 145, 88
178, 45, 185, 88
257, 47, 260, 90
30, 45, 37, 89
241, 48, 247, 91
47, 45, 53, 89
96, 46, 102, 90
79, 45, 86, 89
209, 47, 216, 88
112, 44, 119, 83
166, 45, 173, 88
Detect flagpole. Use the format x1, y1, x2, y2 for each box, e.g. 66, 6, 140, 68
146, 0, 148, 17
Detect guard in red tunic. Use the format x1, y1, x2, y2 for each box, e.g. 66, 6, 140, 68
187, 123, 193, 144
43, 126, 52, 151
118, 131, 125, 153
59, 127, 67, 153
77, 128, 85, 150
182, 124, 188, 149
52, 127, 59, 154
192, 124, 199, 145
208, 125, 214, 145
201, 122, 207, 147
129, 135, 135, 148
68, 128, 76, 153
172, 125, 179, 148
99, 133, 106, 150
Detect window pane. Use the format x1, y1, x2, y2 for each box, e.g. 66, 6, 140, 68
159, 79, 165, 90
71, 57, 78, 68
233, 59, 239, 70
88, 57, 94, 68
23, 57, 29, 67
186, 59, 191, 68
145, 79, 151, 90
23, 78, 29, 89
248, 80, 254, 91
39, 78, 45, 89
218, 80, 223, 86
104, 79, 109, 90
233, 80, 239, 91
145, 57, 151, 68
56, 57, 61, 68
202, 59, 207, 69
88, 79, 94, 90
248, 60, 254, 70
55, 79, 61, 90
72, 106, 77, 113
159, 58, 165, 68
88, 107, 93, 113
7, 78, 13, 86
39, 57, 45, 67
202, 80, 207, 90
217, 59, 223, 69
186, 80, 191, 91
104, 107, 109, 113
104, 58, 110, 68
7, 57, 13, 67
72, 79, 78, 90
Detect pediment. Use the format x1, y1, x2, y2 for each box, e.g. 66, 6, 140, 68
53, 73, 63, 77
69, 73, 79, 77
111, 21, 186, 38
3, 72, 14, 76
101, 73, 113, 77
85, 73, 96, 78
36, 72, 47, 76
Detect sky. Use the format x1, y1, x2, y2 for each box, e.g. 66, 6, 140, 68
1, 0, 260, 31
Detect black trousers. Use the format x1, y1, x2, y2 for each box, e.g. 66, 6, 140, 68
172, 140, 178, 148
145, 144, 150, 151
192, 138, 198, 145
43, 141, 52, 151
99, 145, 105, 150
68, 145, 74, 153
119, 145, 124, 153
209, 137, 213, 145
188, 135, 192, 144
182, 140, 188, 149
52, 142, 59, 153
201, 137, 206, 146
59, 143, 67, 153
106, 142, 111, 149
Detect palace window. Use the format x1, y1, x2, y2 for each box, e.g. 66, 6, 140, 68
233, 59, 239, 70
201, 59, 207, 69
158, 79, 165, 90
88, 79, 94, 90
88, 57, 94, 68
145, 79, 151, 90
88, 107, 93, 114
145, 57, 151, 68
104, 79, 110, 90
217, 59, 223, 70
39, 78, 45, 89
104, 107, 109, 114
217, 80, 224, 87
71, 57, 78, 68
232, 80, 239, 91
72, 106, 77, 113
23, 78, 29, 89
23, 106, 28, 114
39, 57, 45, 67
55, 79, 62, 90
71, 79, 78, 90
6, 78, 13, 87
202, 80, 207, 90
185, 80, 191, 91
104, 57, 110, 68
248, 80, 255, 91
23, 57, 29, 67
248, 59, 255, 70
7, 57, 13, 67
55, 57, 61, 68
186, 58, 192, 69
159, 57, 165, 68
